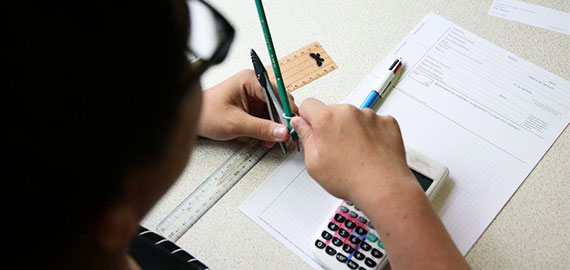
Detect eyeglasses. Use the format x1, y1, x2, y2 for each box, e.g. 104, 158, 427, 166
185, 0, 235, 77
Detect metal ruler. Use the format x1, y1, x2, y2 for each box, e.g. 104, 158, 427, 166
157, 41, 336, 242
157, 139, 270, 241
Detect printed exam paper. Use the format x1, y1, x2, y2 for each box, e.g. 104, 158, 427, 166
240, 12, 570, 269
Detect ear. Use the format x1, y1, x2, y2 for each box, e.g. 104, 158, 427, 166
93, 202, 138, 253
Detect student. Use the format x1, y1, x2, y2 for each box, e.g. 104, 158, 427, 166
4, 0, 469, 269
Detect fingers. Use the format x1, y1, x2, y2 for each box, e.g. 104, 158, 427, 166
262, 141, 277, 148
290, 116, 312, 141
298, 98, 328, 125
291, 116, 315, 151
241, 69, 299, 115
241, 69, 268, 102
232, 110, 290, 142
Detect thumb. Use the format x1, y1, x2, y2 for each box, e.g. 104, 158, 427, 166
234, 111, 290, 142
291, 116, 315, 149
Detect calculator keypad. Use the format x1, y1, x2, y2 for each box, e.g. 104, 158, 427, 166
326, 246, 337, 256
314, 200, 386, 270
342, 244, 354, 253
332, 237, 343, 247
322, 231, 333, 240
338, 228, 350, 238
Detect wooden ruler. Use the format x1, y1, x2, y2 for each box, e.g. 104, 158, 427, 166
156, 42, 337, 242
266, 41, 338, 92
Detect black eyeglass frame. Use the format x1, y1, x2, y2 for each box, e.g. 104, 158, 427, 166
186, 0, 235, 78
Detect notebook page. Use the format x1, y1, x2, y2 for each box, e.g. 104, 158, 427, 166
240, 12, 570, 269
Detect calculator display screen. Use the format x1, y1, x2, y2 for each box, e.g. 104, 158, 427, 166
411, 169, 433, 192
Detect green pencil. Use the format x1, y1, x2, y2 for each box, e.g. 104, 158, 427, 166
253, 0, 300, 145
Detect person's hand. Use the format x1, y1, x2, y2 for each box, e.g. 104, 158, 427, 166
197, 70, 298, 148
290, 98, 417, 204
293, 98, 470, 270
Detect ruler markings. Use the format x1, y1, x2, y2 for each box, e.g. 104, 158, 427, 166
288, 63, 337, 88
156, 41, 337, 241
266, 41, 337, 92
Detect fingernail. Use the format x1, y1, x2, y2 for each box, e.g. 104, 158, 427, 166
263, 141, 276, 148
291, 117, 303, 132
272, 125, 288, 141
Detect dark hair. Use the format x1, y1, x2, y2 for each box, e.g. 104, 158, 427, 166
3, 0, 191, 266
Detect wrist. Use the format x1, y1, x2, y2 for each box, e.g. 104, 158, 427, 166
348, 168, 421, 213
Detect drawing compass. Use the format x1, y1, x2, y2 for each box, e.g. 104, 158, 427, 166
250, 48, 289, 154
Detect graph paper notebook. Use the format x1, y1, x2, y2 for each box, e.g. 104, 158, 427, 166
240, 12, 570, 269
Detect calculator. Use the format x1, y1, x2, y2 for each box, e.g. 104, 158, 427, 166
312, 147, 449, 270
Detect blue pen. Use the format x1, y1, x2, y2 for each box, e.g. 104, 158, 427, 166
359, 58, 403, 110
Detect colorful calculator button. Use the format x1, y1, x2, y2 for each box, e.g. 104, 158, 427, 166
377, 239, 385, 249
366, 233, 378, 243
315, 200, 389, 270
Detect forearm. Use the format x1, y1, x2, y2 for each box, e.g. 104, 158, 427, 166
290, 99, 469, 269
353, 174, 469, 270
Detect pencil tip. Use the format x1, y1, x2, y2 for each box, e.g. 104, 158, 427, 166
294, 141, 300, 151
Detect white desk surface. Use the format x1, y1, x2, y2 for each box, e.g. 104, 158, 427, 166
142, 0, 570, 269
